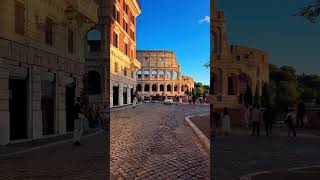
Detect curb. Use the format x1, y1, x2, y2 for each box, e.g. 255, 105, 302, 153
110, 103, 143, 112
239, 165, 320, 180
184, 114, 210, 152
0, 130, 103, 158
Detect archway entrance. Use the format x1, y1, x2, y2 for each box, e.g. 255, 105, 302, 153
41, 72, 55, 135
9, 67, 28, 140
113, 84, 119, 106
65, 78, 76, 132
123, 86, 128, 105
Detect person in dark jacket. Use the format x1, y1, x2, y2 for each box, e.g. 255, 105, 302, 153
296, 101, 306, 128
263, 106, 273, 136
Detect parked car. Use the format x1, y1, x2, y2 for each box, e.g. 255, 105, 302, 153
164, 97, 174, 105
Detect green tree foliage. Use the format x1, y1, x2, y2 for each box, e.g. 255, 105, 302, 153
295, 0, 320, 23
203, 85, 210, 94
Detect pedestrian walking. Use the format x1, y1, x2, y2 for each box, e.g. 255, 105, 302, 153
73, 99, 86, 146
222, 107, 231, 136
133, 95, 137, 108
251, 106, 262, 136
263, 106, 273, 136
243, 105, 250, 128
296, 101, 306, 128
188, 95, 192, 104
286, 108, 297, 138
192, 95, 196, 104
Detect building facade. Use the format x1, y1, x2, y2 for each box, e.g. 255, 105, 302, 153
136, 50, 194, 99
211, 0, 269, 108
85, 0, 141, 108
0, 0, 98, 145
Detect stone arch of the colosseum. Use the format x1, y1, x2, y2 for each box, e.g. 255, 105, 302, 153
160, 84, 164, 92
137, 70, 142, 79
86, 28, 101, 53
167, 84, 172, 92
166, 71, 172, 79
239, 73, 252, 94
144, 84, 150, 92
227, 73, 239, 95
173, 72, 178, 79
152, 84, 157, 92
137, 84, 142, 92
87, 71, 101, 95
152, 70, 157, 79
174, 84, 178, 92
159, 71, 165, 80
144, 70, 150, 79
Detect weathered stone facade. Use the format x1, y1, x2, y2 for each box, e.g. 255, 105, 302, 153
0, 0, 98, 145
85, 0, 141, 108
211, 0, 269, 108
136, 50, 195, 99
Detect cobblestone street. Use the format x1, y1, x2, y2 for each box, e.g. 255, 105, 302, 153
111, 103, 210, 179
213, 134, 320, 180
0, 133, 106, 180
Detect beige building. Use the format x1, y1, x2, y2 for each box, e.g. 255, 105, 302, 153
136, 50, 194, 100
85, 0, 141, 108
211, 0, 269, 108
0, 0, 98, 145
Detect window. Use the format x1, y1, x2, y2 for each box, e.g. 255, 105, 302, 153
130, 13, 135, 24
124, 3, 129, 14
113, 6, 120, 23
124, 43, 128, 56
130, 30, 135, 41
115, 62, 119, 72
15, 1, 25, 35
124, 68, 127, 76
123, 20, 128, 32
45, 18, 53, 46
68, 29, 74, 53
113, 32, 118, 48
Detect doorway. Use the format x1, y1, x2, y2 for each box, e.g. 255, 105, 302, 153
131, 88, 134, 103
65, 81, 75, 132
41, 79, 55, 135
9, 78, 28, 140
113, 86, 119, 106
123, 87, 128, 105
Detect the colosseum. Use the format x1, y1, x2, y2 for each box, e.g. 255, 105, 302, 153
136, 50, 194, 101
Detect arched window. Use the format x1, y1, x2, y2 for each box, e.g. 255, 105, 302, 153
173, 72, 178, 79
159, 71, 164, 79
144, 70, 150, 79
137, 70, 142, 79
137, 84, 142, 91
144, 84, 150, 92
166, 71, 172, 79
160, 84, 164, 92
167, 84, 172, 92
228, 76, 235, 95
152, 84, 157, 91
87, 29, 101, 52
174, 85, 178, 92
152, 70, 157, 79
87, 71, 101, 95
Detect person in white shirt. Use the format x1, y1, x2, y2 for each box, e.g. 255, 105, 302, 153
73, 103, 86, 146
222, 107, 231, 136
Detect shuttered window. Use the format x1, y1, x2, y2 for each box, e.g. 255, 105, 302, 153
68, 29, 74, 53
45, 18, 53, 46
14, 1, 25, 35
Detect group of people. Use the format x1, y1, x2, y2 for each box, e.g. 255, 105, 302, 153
73, 98, 108, 146
218, 101, 307, 138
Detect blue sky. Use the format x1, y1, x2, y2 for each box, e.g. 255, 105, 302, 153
219, 0, 320, 74
136, 0, 210, 85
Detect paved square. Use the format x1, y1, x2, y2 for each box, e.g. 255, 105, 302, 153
110, 103, 210, 179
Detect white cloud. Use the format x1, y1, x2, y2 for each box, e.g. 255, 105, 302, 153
198, 16, 210, 24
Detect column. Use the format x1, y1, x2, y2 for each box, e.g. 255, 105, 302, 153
32, 66, 43, 139
0, 60, 9, 145
56, 71, 66, 135
157, 83, 160, 94
119, 83, 123, 106
142, 70, 145, 80
222, 72, 228, 96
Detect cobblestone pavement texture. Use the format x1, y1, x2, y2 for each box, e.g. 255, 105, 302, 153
213, 134, 320, 180
111, 103, 210, 180
0, 133, 107, 180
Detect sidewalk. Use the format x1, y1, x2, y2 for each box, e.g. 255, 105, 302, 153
0, 129, 100, 156
244, 167, 320, 180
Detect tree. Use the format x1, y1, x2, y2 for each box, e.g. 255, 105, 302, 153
261, 83, 272, 108
253, 85, 260, 108
295, 0, 320, 23
203, 85, 210, 94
